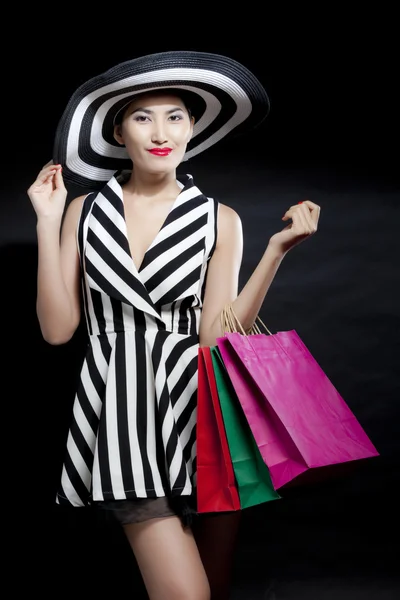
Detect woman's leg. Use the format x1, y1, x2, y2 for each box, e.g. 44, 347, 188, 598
123, 515, 210, 600
193, 511, 242, 600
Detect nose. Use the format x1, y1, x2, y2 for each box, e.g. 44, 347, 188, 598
151, 119, 168, 145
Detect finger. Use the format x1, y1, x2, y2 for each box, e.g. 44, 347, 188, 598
41, 163, 61, 174
297, 203, 318, 232
301, 199, 320, 210
291, 208, 312, 234
301, 200, 321, 224
36, 164, 62, 182
282, 205, 298, 221
283, 206, 315, 235
283, 202, 319, 228
35, 168, 58, 185
54, 166, 66, 190
282, 202, 308, 220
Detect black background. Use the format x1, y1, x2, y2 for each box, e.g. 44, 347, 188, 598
2, 10, 399, 598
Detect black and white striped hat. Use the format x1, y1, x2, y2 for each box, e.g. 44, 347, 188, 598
53, 50, 270, 189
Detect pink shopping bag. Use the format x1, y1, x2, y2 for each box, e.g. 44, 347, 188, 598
216, 320, 379, 490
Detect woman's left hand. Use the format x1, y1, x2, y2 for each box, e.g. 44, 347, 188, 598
268, 200, 321, 255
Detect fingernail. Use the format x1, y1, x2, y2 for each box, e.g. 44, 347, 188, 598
298, 201, 304, 204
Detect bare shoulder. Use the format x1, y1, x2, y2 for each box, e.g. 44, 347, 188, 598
66, 193, 87, 214
216, 202, 243, 246
62, 193, 89, 233
64, 193, 90, 220
217, 201, 241, 220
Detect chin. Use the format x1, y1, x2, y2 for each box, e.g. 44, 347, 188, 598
148, 158, 183, 173
145, 164, 175, 176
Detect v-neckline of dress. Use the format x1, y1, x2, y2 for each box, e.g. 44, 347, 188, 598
120, 179, 185, 274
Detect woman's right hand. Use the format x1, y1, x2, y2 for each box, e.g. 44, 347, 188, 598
27, 162, 68, 221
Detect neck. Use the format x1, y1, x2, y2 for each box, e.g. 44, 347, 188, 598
122, 169, 179, 197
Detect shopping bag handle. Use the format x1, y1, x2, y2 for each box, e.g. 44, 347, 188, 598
221, 304, 292, 359
221, 304, 273, 336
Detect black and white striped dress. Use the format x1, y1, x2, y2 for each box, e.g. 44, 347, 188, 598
56, 173, 218, 507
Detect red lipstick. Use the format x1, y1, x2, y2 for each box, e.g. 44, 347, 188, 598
148, 148, 172, 156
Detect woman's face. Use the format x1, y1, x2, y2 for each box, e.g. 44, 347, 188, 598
114, 92, 194, 174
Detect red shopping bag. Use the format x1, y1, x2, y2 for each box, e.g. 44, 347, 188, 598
217, 306, 379, 490
196, 346, 241, 513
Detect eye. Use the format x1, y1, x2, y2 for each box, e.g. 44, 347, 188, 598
134, 115, 150, 122
169, 113, 184, 121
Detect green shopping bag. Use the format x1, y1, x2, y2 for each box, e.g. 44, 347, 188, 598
210, 346, 281, 508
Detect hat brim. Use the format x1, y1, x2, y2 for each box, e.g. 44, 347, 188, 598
53, 51, 270, 189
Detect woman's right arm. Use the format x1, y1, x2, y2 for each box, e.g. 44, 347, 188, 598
28, 163, 86, 345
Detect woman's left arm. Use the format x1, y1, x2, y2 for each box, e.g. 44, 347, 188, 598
198, 199, 320, 347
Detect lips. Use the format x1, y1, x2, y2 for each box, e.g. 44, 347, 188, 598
148, 148, 172, 156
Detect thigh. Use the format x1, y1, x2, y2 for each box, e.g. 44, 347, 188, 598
123, 515, 210, 600
193, 511, 242, 600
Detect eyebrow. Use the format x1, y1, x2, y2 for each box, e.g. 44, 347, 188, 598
130, 106, 185, 115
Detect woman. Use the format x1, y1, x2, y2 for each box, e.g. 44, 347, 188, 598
28, 51, 320, 599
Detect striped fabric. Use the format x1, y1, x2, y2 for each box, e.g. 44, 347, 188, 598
56, 173, 218, 507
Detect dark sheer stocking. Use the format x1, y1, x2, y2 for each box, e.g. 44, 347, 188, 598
193, 511, 242, 600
